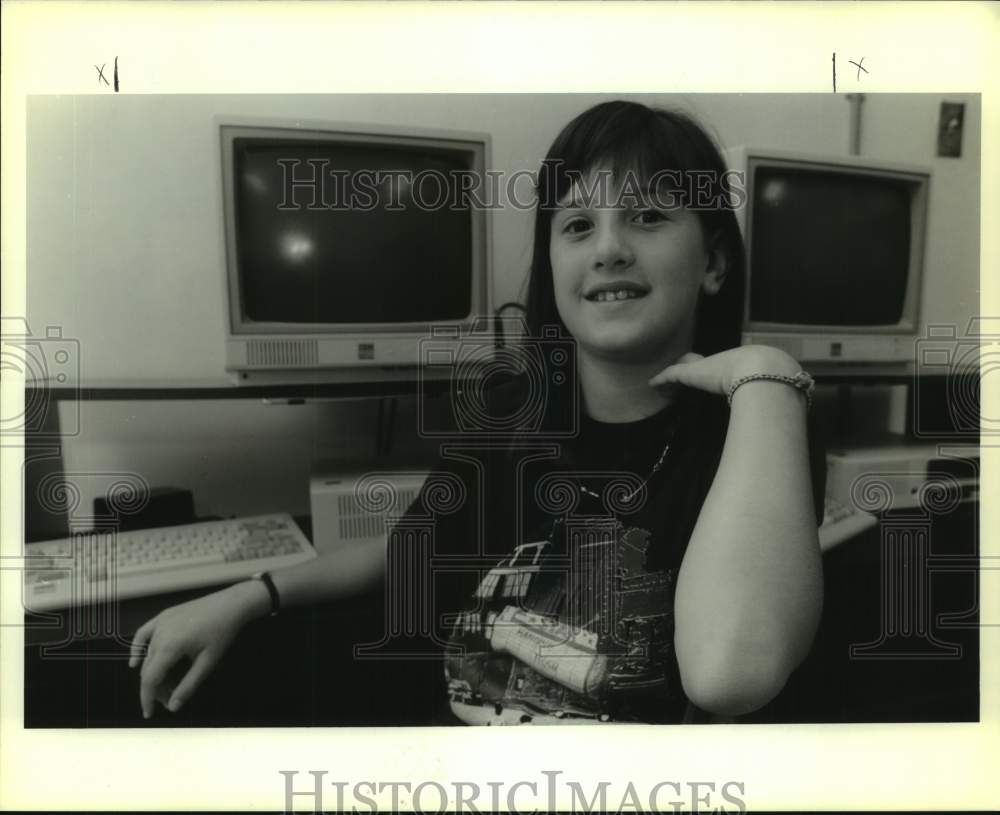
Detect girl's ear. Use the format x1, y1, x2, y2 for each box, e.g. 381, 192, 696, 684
701, 242, 728, 296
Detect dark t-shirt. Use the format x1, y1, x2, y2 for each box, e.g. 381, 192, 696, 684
384, 380, 826, 725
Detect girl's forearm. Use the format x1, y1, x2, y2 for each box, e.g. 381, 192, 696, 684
234, 540, 388, 623
674, 379, 823, 715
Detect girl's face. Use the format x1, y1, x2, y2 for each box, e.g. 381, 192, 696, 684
549, 169, 725, 365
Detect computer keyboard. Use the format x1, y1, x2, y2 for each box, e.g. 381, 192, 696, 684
819, 495, 878, 552
22, 513, 316, 612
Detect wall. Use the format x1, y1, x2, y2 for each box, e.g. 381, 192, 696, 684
861, 93, 981, 333
25, 94, 981, 519
49, 396, 433, 521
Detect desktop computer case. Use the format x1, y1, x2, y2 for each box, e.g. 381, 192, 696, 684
309, 461, 429, 553
825, 443, 979, 512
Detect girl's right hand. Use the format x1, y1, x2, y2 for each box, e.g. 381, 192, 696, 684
128, 579, 268, 719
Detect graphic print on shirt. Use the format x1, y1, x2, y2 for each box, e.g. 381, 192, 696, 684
444, 519, 680, 724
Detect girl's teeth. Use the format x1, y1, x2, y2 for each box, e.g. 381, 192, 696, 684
595, 290, 639, 302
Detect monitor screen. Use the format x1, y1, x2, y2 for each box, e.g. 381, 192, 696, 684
748, 167, 912, 327
234, 138, 474, 325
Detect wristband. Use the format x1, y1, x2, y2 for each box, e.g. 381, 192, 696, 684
250, 571, 280, 616
727, 370, 814, 408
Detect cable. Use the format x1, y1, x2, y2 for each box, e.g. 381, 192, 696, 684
493, 301, 527, 348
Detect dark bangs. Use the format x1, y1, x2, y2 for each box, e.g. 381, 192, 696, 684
536, 104, 712, 212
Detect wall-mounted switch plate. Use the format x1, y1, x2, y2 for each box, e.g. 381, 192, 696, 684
937, 102, 964, 158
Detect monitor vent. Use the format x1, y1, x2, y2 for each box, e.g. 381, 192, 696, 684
247, 339, 319, 368
337, 487, 422, 542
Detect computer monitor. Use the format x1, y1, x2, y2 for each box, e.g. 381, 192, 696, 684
219, 117, 492, 385
726, 147, 930, 374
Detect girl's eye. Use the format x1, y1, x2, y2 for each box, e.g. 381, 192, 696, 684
633, 209, 667, 225
561, 218, 591, 235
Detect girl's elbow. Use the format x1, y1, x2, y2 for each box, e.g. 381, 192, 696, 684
678, 645, 795, 717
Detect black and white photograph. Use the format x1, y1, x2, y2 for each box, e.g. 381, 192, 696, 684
1, 3, 996, 813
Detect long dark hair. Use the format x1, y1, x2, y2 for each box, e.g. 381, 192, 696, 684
524, 100, 746, 357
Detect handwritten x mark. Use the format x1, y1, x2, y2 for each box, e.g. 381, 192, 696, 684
95, 63, 110, 86
849, 57, 868, 80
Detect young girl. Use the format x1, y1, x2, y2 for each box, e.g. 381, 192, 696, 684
130, 100, 824, 724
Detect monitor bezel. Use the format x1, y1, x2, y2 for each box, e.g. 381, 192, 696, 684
218, 116, 492, 338
735, 148, 930, 337
725, 147, 931, 373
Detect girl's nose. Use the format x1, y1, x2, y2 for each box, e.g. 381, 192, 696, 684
592, 221, 634, 270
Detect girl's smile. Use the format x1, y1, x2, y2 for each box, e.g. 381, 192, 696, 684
583, 281, 650, 302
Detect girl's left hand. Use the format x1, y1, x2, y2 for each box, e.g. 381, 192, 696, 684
648, 345, 801, 397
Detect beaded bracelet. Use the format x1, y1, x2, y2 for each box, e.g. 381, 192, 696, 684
726, 370, 815, 408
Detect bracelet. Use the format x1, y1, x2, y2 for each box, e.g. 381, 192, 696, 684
250, 571, 281, 616
726, 370, 815, 408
